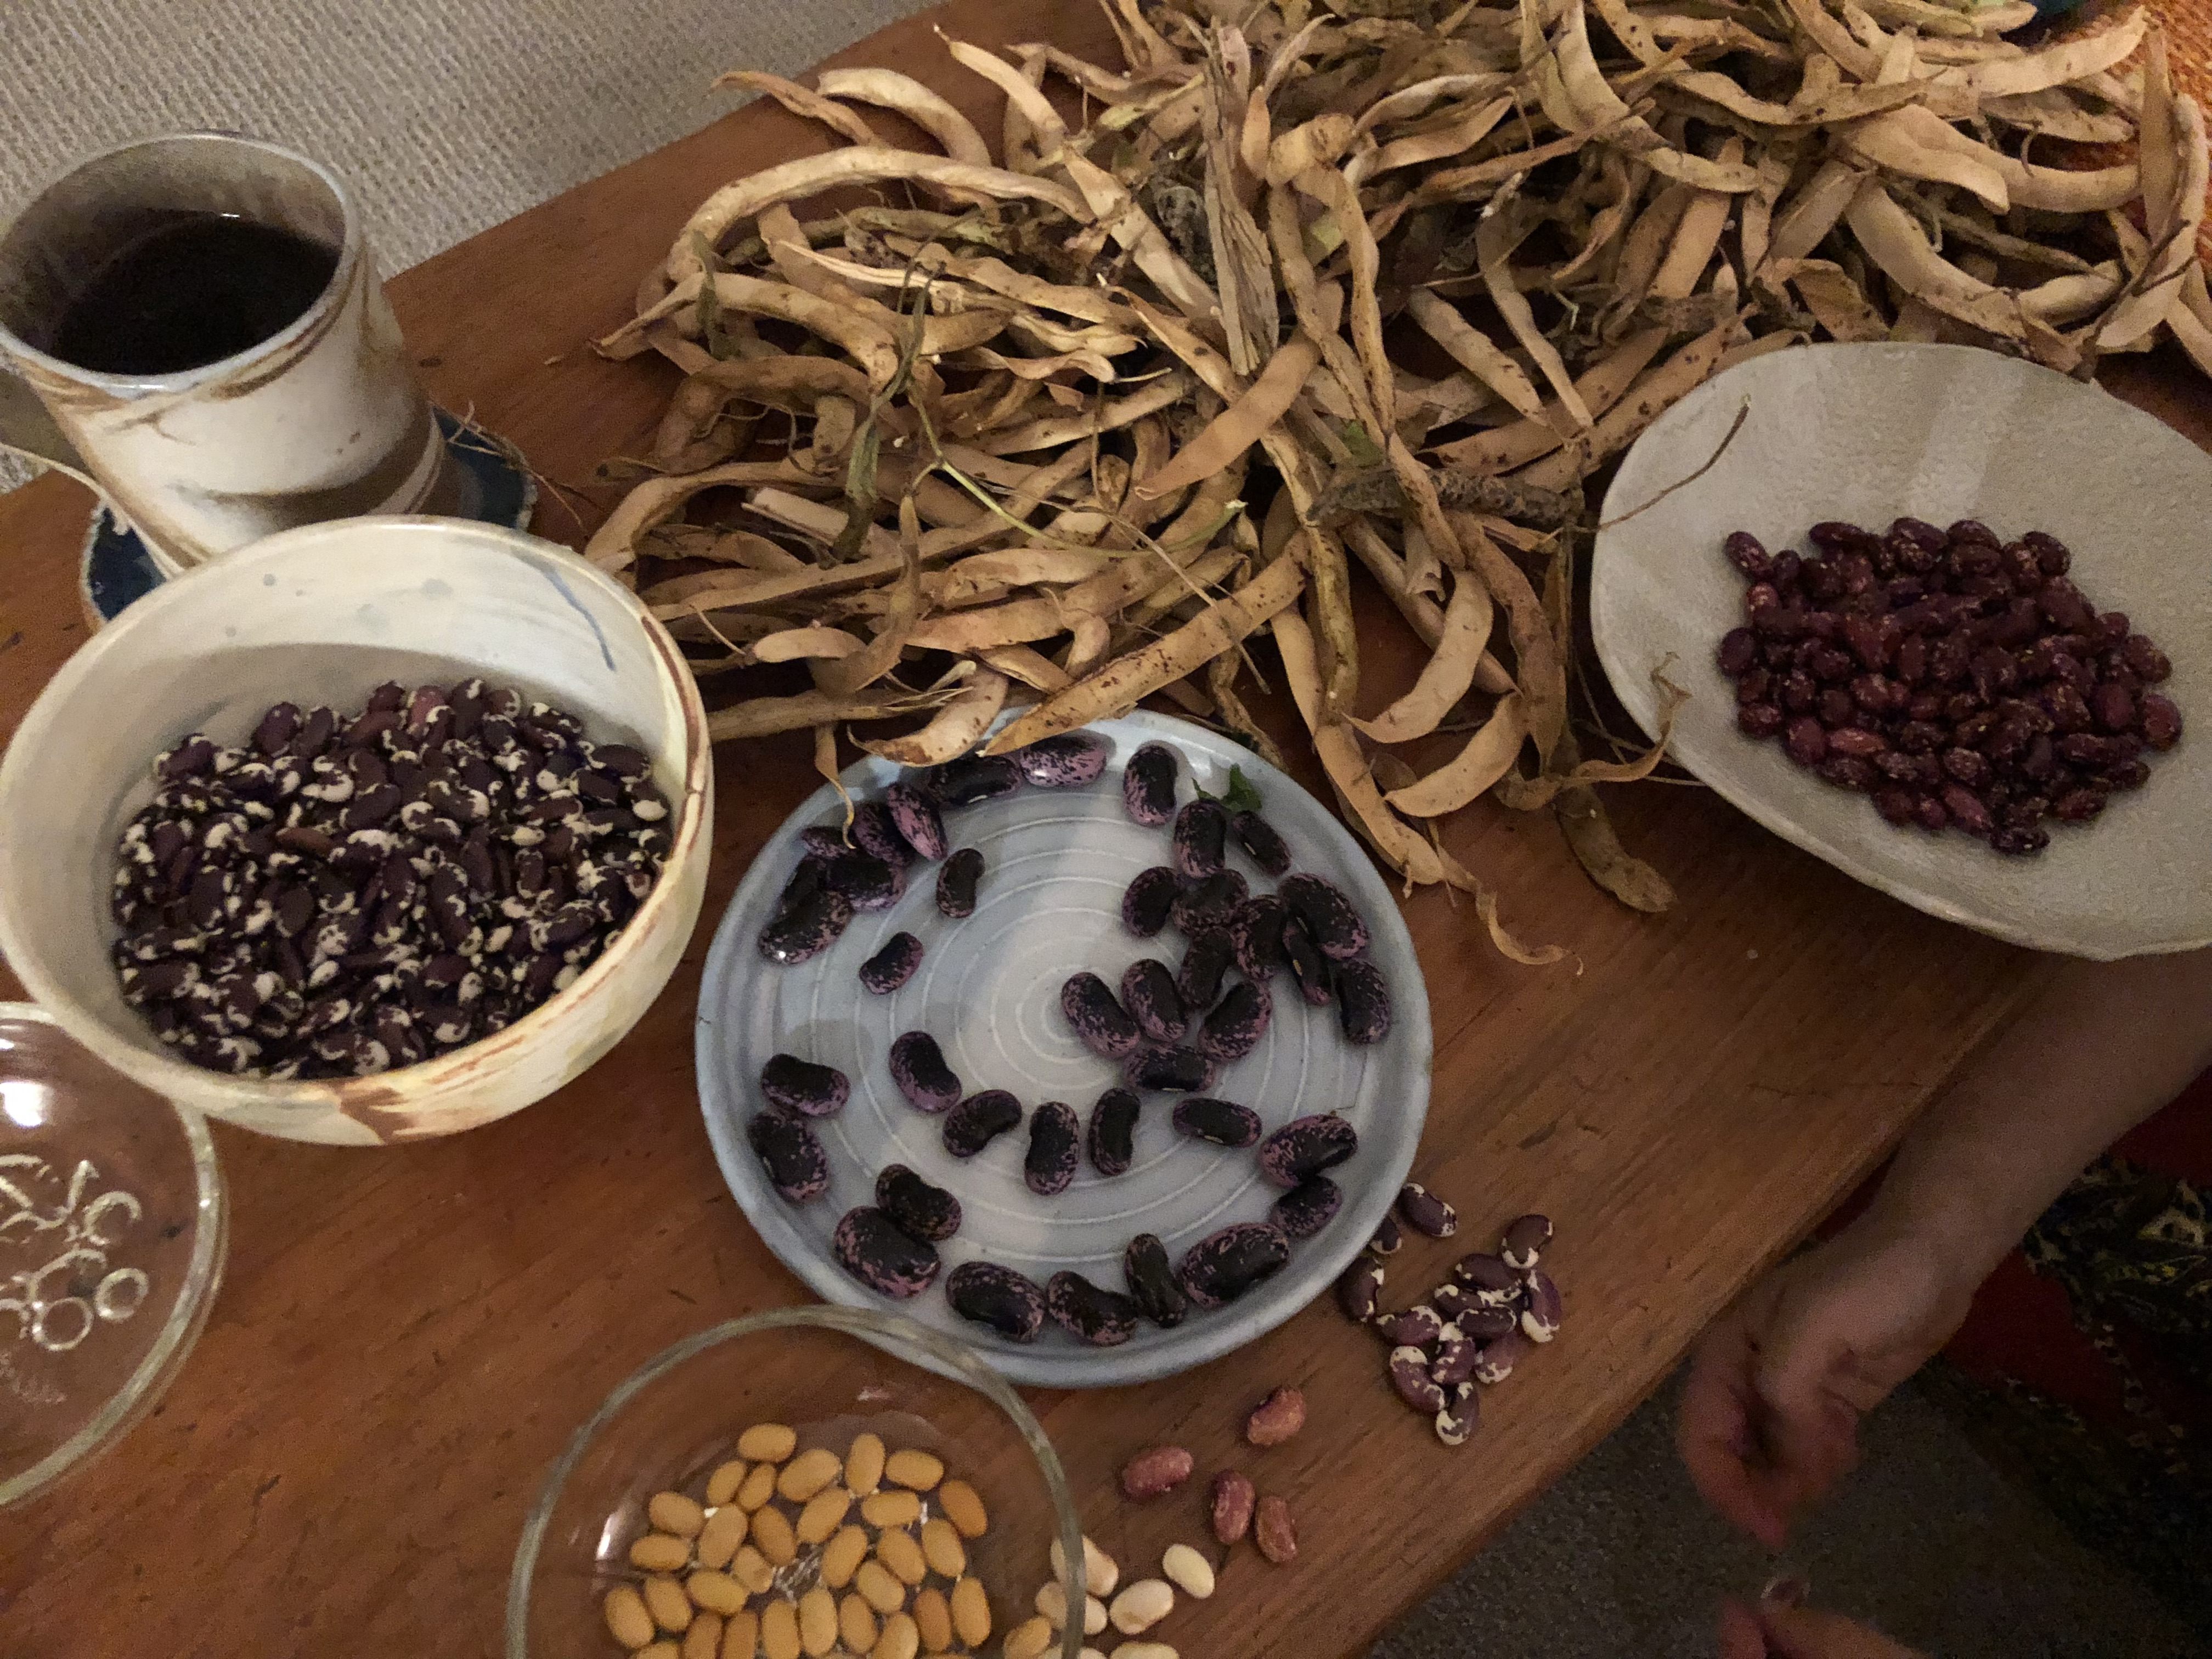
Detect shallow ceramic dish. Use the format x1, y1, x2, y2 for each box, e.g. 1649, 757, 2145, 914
0, 517, 712, 1144
697, 710, 1432, 1387
1592, 342, 2212, 960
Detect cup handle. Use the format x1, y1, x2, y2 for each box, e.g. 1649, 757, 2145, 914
0, 370, 100, 490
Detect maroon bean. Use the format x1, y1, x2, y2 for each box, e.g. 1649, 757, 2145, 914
1809, 521, 1872, 554
1809, 645, 1854, 683
2042, 682, 2092, 732
1827, 727, 1884, 758
2142, 692, 2183, 751
1895, 635, 1928, 685
1942, 748, 1991, 788
1989, 825, 2050, 857
1929, 635, 1972, 685
2122, 635, 2172, 682
1849, 674, 1897, 715
1807, 610, 1843, 640
2105, 757, 2152, 791
2038, 579, 2092, 631
1717, 628, 1758, 676
1745, 582, 1781, 614
1805, 559, 1845, 603
1724, 530, 1773, 578
1907, 693, 1945, 723
2052, 787, 2108, 821
1781, 669, 1818, 712
1944, 518, 1999, 548
1736, 668, 1774, 706
2092, 681, 2136, 733
1784, 716, 1827, 766
1954, 710, 1998, 749
1818, 688, 1856, 728
2000, 542, 2046, 591
1939, 783, 1991, 834
1841, 616, 1887, 670
1914, 794, 1950, 832
1897, 720, 1945, 754
1874, 787, 1917, 825
1738, 703, 1785, 739
1770, 550, 1803, 590
1836, 554, 1876, 596
1816, 755, 1875, 791
2021, 733, 2057, 781
2092, 611, 2131, 649
1875, 751, 1921, 781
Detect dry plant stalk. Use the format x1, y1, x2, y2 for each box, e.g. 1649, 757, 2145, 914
592, 0, 2207, 957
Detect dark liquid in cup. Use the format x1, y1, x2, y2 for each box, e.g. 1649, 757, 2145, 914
46, 211, 340, 376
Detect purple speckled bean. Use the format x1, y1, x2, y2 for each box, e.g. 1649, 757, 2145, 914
1175, 1222, 1290, 1310
1047, 1271, 1141, 1345
945, 1261, 1047, 1341
1256, 1113, 1357, 1188
1024, 1101, 1081, 1195
1010, 730, 1110, 787
888, 1029, 960, 1114
886, 781, 947, 860
833, 1206, 941, 1298
1271, 1173, 1341, 1238
1122, 742, 1179, 825
858, 931, 923, 994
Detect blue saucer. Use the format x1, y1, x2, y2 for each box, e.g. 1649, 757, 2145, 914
80, 408, 538, 623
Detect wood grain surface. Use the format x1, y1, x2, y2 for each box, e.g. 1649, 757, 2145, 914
0, 3, 2200, 1652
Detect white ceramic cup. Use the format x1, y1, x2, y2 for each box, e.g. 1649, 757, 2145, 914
0, 132, 454, 576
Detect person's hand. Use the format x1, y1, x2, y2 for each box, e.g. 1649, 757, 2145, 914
1678, 1215, 1976, 1546
1717, 1596, 1922, 1658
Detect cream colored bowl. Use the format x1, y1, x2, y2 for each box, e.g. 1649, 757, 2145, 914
0, 517, 711, 1143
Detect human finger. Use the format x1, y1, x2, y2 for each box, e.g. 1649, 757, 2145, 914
1716, 1598, 1770, 1659
1679, 1320, 1790, 1548
1755, 1600, 1923, 1659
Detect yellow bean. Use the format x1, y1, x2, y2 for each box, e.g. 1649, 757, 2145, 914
737, 1464, 780, 1512
840, 1591, 880, 1653
650, 1492, 708, 1537
644, 1574, 695, 1634
777, 1448, 843, 1503
798, 1587, 838, 1657
844, 1431, 886, 1496
684, 1612, 726, 1659
883, 1449, 944, 1492
796, 1488, 851, 1545
706, 1460, 750, 1506
761, 1599, 802, 1659
861, 1491, 922, 1529
640, 1644, 680, 1659
911, 1588, 953, 1653
854, 1559, 906, 1616
738, 1424, 798, 1463
721, 1610, 759, 1659
820, 1523, 870, 1590
697, 1506, 749, 1571
873, 1611, 921, 1659
751, 1505, 798, 1567
950, 1577, 992, 1649
919, 1519, 965, 1580
876, 1527, 927, 1586
631, 1532, 692, 1573
731, 1546, 776, 1596
1003, 1614, 1053, 1659
687, 1571, 748, 1617
935, 1479, 989, 1539
605, 1584, 656, 1650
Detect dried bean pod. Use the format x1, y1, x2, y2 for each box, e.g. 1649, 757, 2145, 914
886, 781, 947, 860
850, 802, 915, 870
1047, 1271, 1142, 1346
1228, 809, 1291, 877
1122, 742, 1180, 825
943, 1089, 1023, 1158
1170, 1097, 1262, 1148
1376, 1304, 1445, 1351
858, 932, 924, 994
1087, 1088, 1143, 1177
1229, 895, 1288, 980
1123, 1045, 1217, 1092
1500, 1213, 1553, 1271
1278, 873, 1368, 960
1396, 1183, 1457, 1238
1453, 1253, 1520, 1305
1271, 1174, 1341, 1238
1024, 1102, 1082, 1196
1256, 1113, 1357, 1187
761, 1053, 849, 1117
1170, 870, 1248, 934
1119, 1445, 1194, 1499
876, 1164, 961, 1243
1170, 800, 1229, 878
1472, 1329, 1532, 1384
1195, 979, 1271, 1063
758, 886, 854, 964
1336, 1256, 1385, 1323
935, 848, 985, 917
1119, 960, 1187, 1043
1281, 916, 1332, 1006
1123, 1232, 1188, 1327
929, 755, 1023, 806
1121, 867, 1180, 937
1434, 1383, 1479, 1446
1368, 1212, 1403, 1256
1062, 971, 1143, 1059
1209, 1472, 1255, 1545
1389, 1346, 1447, 1413
1520, 1270, 1563, 1342
748, 1111, 830, 1203
832, 1207, 941, 1299
1176, 1222, 1290, 1310
944, 1261, 1047, 1342
888, 1030, 961, 1114
1334, 959, 1392, 1046
1176, 930, 1235, 1010
1011, 731, 1110, 787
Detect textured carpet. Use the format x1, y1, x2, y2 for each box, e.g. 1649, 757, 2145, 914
3, 5, 2202, 1655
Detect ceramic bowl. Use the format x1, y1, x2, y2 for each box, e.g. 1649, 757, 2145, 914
0, 516, 712, 1143
1592, 342, 2212, 960
506, 1304, 1085, 1659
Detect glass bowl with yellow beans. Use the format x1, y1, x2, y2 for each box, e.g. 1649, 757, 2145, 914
507, 1305, 1084, 1659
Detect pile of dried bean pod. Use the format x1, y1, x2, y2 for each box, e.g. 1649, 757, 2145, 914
589, 0, 2210, 958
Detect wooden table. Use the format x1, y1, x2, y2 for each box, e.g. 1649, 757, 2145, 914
2, 4, 2202, 1652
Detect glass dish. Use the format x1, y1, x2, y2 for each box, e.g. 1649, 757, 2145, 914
509, 1304, 1085, 1659
0, 1001, 225, 1505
